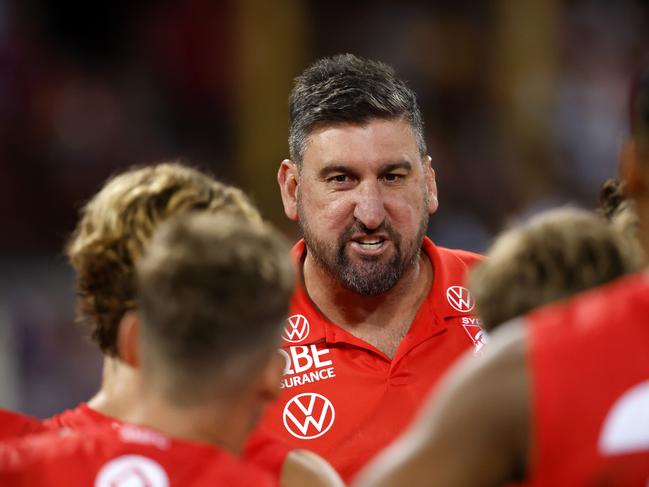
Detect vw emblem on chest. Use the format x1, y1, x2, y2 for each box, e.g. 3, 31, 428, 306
446, 286, 475, 313
282, 392, 335, 440
282, 314, 311, 343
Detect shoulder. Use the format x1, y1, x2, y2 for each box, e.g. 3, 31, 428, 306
528, 271, 649, 335
0, 409, 46, 440
425, 238, 484, 268
0, 427, 107, 474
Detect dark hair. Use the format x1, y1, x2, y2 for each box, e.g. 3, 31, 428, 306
288, 53, 426, 166
136, 213, 294, 402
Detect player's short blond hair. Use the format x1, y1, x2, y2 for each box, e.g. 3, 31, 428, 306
470, 207, 635, 331
66, 162, 261, 356
136, 213, 294, 402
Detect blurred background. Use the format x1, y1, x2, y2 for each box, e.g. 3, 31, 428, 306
0, 0, 648, 416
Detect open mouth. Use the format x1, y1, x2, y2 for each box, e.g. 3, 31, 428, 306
351, 236, 388, 252
356, 239, 384, 249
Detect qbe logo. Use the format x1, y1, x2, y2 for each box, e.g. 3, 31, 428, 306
283, 392, 335, 440
446, 286, 475, 313
95, 455, 169, 487
283, 314, 310, 343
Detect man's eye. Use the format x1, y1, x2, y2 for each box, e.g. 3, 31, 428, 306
329, 175, 349, 183
384, 173, 404, 182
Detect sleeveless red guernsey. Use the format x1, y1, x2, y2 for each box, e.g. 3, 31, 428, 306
528, 271, 649, 486
44, 403, 291, 478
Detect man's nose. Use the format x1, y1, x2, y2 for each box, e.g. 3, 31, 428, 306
353, 181, 386, 230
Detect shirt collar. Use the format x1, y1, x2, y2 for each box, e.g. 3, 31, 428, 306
282, 237, 477, 348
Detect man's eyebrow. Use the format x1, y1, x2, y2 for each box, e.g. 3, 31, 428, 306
317, 160, 413, 179
318, 164, 358, 179
380, 160, 412, 173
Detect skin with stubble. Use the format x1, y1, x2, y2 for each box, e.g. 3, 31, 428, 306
296, 119, 431, 296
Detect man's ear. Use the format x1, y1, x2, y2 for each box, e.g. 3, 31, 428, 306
424, 155, 439, 214
258, 351, 285, 403
620, 138, 647, 197
278, 159, 299, 221
117, 311, 140, 368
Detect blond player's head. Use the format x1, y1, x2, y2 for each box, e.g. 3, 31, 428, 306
67, 162, 261, 356
136, 213, 293, 403
470, 207, 635, 331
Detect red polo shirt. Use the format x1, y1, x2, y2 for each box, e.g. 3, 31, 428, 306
257, 237, 484, 480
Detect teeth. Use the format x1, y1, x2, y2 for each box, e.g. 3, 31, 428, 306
358, 240, 382, 247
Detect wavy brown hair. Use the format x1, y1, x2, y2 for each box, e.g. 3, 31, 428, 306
66, 162, 261, 356
470, 207, 635, 331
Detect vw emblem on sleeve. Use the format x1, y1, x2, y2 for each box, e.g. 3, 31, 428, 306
95, 455, 169, 487
282, 314, 311, 343
282, 393, 335, 440
446, 286, 475, 313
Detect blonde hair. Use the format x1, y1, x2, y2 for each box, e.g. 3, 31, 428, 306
470, 207, 635, 331
136, 213, 293, 403
67, 162, 261, 355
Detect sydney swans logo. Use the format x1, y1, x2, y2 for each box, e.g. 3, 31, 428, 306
283, 393, 335, 440
282, 314, 311, 343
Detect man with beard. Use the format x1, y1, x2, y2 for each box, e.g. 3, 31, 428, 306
256, 54, 484, 481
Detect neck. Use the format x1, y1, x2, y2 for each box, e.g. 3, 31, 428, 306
302, 245, 433, 356
122, 389, 255, 455
87, 356, 142, 420
89, 358, 258, 454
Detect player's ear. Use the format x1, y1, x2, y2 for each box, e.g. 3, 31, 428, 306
117, 311, 140, 368
258, 350, 285, 403
278, 159, 299, 221
424, 155, 439, 214
620, 138, 646, 196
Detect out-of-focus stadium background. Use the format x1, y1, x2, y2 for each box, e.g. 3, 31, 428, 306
0, 0, 647, 417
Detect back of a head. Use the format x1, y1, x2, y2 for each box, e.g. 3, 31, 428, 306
288, 53, 426, 166
470, 207, 635, 331
66, 162, 261, 357
135, 213, 294, 403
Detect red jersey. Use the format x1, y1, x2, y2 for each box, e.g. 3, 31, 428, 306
0, 422, 277, 486
528, 271, 649, 486
0, 410, 45, 441
257, 237, 484, 480
44, 402, 291, 478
